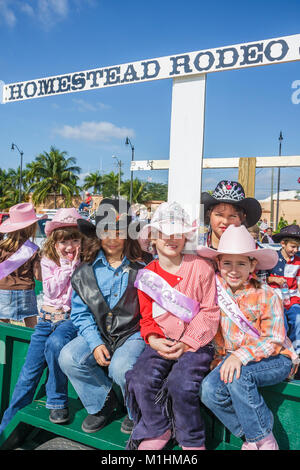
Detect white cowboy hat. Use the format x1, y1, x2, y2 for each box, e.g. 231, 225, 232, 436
139, 201, 198, 252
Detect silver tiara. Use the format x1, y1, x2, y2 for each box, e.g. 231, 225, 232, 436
213, 181, 245, 202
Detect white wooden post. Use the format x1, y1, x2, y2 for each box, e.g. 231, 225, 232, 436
168, 74, 206, 220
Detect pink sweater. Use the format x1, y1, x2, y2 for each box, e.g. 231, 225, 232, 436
41, 256, 80, 312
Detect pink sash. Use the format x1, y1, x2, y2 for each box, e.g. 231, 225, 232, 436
134, 269, 200, 323
0, 240, 38, 281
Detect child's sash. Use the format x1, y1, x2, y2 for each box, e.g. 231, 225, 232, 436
216, 276, 260, 339
134, 269, 199, 323
0, 240, 38, 281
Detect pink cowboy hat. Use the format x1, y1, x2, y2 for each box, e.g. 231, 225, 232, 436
0, 203, 46, 233
45, 208, 83, 237
197, 224, 278, 270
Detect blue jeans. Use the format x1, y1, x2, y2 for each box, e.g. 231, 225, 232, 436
0, 318, 77, 435
284, 303, 300, 355
200, 354, 292, 443
58, 332, 145, 415
0, 289, 38, 321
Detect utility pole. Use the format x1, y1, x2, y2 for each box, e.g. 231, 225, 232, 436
112, 155, 122, 197
11, 143, 24, 203
275, 131, 283, 230
270, 168, 274, 229
125, 137, 135, 205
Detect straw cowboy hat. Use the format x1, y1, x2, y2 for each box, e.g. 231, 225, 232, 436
45, 208, 82, 237
138, 201, 198, 252
201, 180, 262, 228
272, 224, 300, 243
77, 198, 132, 239
197, 224, 278, 270
0, 203, 46, 233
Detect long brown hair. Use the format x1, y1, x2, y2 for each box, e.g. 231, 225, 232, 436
0, 223, 38, 253
82, 234, 149, 265
42, 226, 84, 265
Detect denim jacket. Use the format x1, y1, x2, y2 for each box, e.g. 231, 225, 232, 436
71, 249, 130, 352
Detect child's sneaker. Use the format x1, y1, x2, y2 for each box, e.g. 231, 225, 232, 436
121, 415, 134, 434
49, 408, 69, 424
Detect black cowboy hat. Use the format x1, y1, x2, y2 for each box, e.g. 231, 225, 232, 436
272, 224, 300, 243
77, 198, 132, 239
201, 180, 262, 228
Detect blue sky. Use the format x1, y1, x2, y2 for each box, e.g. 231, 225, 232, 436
0, 0, 300, 200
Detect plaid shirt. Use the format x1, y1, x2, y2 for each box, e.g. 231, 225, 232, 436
213, 274, 297, 366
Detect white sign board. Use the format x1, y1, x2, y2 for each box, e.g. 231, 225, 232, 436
2, 34, 300, 103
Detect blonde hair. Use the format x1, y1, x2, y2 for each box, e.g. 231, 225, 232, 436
0, 223, 37, 253
42, 226, 84, 265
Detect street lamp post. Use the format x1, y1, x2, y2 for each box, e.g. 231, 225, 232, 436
11, 143, 24, 203
275, 131, 283, 230
125, 137, 134, 204
112, 155, 122, 197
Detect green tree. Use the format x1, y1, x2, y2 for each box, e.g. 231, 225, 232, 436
145, 182, 168, 201
120, 178, 150, 203
274, 216, 288, 233
28, 146, 81, 208
101, 171, 121, 198
0, 167, 28, 209
82, 171, 103, 194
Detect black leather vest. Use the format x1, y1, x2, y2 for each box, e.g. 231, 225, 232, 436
71, 261, 142, 354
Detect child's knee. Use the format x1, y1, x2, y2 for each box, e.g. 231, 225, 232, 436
45, 333, 66, 354
58, 342, 76, 374
199, 377, 213, 406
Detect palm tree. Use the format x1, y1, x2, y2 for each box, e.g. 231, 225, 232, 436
28, 146, 81, 208
121, 178, 150, 203
0, 168, 29, 209
101, 171, 121, 198
82, 171, 103, 194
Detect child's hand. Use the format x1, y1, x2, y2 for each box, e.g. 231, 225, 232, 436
272, 277, 286, 287
71, 245, 81, 266
93, 344, 111, 366
148, 335, 176, 356
220, 354, 242, 383
157, 341, 189, 360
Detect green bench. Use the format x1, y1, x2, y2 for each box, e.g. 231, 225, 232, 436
0, 322, 299, 450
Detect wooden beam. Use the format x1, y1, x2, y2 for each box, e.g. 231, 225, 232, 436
238, 157, 256, 197
131, 155, 300, 171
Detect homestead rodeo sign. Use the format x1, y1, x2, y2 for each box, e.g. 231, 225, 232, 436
2, 34, 300, 218
3, 34, 300, 102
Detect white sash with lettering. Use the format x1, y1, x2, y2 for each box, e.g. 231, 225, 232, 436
216, 276, 260, 339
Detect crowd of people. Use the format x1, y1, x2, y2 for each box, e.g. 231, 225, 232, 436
0, 179, 299, 451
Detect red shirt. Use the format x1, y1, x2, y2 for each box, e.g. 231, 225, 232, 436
138, 255, 220, 351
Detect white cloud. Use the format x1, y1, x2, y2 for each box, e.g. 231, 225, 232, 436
55, 121, 135, 142
0, 0, 95, 29
20, 3, 34, 16
72, 98, 111, 112
0, 0, 16, 27
37, 0, 69, 29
